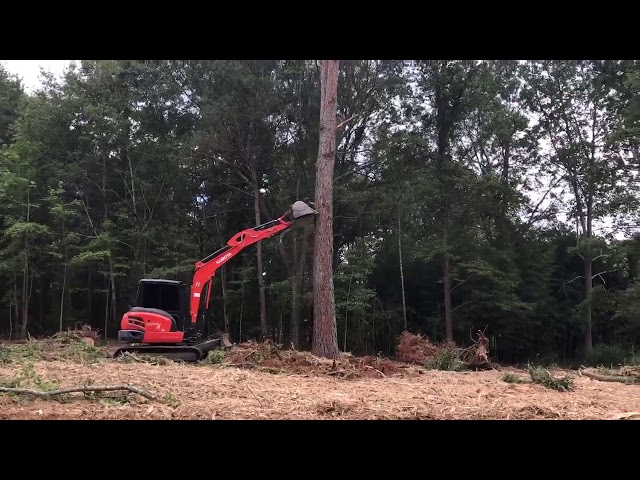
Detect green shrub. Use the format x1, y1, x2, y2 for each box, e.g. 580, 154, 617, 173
589, 344, 631, 367
424, 348, 467, 371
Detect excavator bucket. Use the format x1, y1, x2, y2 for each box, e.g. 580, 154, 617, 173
291, 201, 317, 220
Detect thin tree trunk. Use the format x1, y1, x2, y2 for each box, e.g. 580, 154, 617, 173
104, 279, 110, 339
239, 269, 245, 343
88, 269, 93, 325
290, 274, 301, 348
443, 226, 453, 343
220, 266, 230, 333
213, 214, 231, 333
59, 257, 67, 332
312, 59, 340, 359
398, 213, 407, 331
8, 281, 13, 341
12, 273, 18, 340
253, 179, 268, 339
20, 189, 31, 340
290, 224, 311, 349
343, 275, 352, 352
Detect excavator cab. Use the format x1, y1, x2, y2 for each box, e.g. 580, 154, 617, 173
132, 279, 189, 332
131, 279, 231, 347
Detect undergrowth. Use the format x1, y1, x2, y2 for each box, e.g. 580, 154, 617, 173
424, 348, 468, 372
202, 349, 227, 365
501, 372, 527, 384
1, 338, 106, 365
0, 362, 60, 395
0, 345, 11, 364
587, 344, 637, 368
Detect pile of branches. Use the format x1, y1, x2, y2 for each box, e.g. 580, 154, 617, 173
51, 325, 100, 346
455, 328, 491, 370
395, 328, 493, 371
225, 339, 412, 379
395, 332, 440, 364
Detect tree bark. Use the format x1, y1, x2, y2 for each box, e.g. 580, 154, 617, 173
312, 59, 340, 359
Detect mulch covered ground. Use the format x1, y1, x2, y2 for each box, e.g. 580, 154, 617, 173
0, 333, 639, 420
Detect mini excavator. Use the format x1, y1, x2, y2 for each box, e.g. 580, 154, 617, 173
113, 201, 317, 362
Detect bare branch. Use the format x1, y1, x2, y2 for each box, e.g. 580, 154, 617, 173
453, 301, 472, 312
558, 275, 585, 293
525, 176, 563, 228
451, 278, 469, 292
0, 384, 156, 400
592, 270, 617, 284
336, 115, 357, 130
192, 149, 252, 186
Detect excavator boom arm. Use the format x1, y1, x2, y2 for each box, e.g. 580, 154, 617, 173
189, 215, 293, 325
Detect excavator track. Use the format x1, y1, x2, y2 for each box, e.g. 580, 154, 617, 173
111, 333, 231, 363
112, 344, 205, 362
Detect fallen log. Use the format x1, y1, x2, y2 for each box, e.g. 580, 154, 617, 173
580, 370, 638, 384
0, 384, 156, 400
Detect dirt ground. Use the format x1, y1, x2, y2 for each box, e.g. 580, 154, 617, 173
1, 338, 639, 420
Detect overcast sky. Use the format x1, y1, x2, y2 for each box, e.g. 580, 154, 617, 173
0, 60, 77, 92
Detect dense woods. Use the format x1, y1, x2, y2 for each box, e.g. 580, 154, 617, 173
0, 60, 638, 366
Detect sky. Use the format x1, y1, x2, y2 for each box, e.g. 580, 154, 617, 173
0, 60, 78, 92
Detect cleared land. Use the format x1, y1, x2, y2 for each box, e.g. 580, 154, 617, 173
0, 332, 638, 420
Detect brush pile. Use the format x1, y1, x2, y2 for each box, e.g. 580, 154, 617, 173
52, 325, 101, 347
224, 339, 420, 379
395, 331, 440, 364
395, 330, 493, 371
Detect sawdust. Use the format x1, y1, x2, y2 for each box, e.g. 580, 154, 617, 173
0, 357, 638, 420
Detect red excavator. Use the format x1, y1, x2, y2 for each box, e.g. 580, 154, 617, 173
113, 200, 317, 362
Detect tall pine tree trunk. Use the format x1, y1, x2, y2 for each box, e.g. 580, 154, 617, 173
312, 59, 340, 359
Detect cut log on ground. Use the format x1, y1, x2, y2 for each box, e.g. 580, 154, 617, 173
580, 370, 639, 384
0, 384, 156, 400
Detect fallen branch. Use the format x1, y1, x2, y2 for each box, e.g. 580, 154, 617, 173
365, 365, 386, 378
0, 384, 156, 400
580, 370, 638, 384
